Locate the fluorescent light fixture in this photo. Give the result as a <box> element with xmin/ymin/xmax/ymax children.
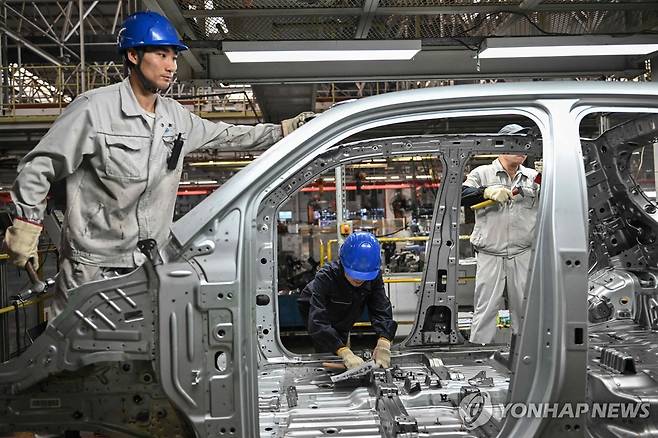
<box><xmin>189</xmin><ymin>159</ymin><xmax>254</xmax><ymax>167</ymax></box>
<box><xmin>479</xmin><ymin>36</ymin><xmax>658</xmax><ymax>59</ymax></box>
<box><xmin>349</xmin><ymin>163</ymin><xmax>388</xmax><ymax>169</ymax></box>
<box><xmin>223</xmin><ymin>40</ymin><xmax>421</xmax><ymax>63</ymax></box>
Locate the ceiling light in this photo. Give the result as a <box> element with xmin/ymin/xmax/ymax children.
<box><xmin>349</xmin><ymin>163</ymin><xmax>388</xmax><ymax>169</ymax></box>
<box><xmin>479</xmin><ymin>36</ymin><xmax>658</xmax><ymax>59</ymax></box>
<box><xmin>223</xmin><ymin>40</ymin><xmax>421</xmax><ymax>63</ymax></box>
<box><xmin>189</xmin><ymin>160</ymin><xmax>253</xmax><ymax>167</ymax></box>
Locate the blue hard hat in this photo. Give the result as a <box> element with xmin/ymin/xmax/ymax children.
<box><xmin>339</xmin><ymin>232</ymin><xmax>381</xmax><ymax>281</ymax></box>
<box><xmin>118</xmin><ymin>11</ymin><xmax>188</xmax><ymax>53</ymax></box>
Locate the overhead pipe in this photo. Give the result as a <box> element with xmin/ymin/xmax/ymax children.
<box><xmin>78</xmin><ymin>0</ymin><xmax>85</xmax><ymax>92</ymax></box>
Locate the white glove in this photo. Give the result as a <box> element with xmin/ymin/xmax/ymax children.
<box><xmin>281</xmin><ymin>111</ymin><xmax>315</xmax><ymax>136</ymax></box>
<box><xmin>2</xmin><ymin>218</ymin><xmax>42</xmax><ymax>270</ymax></box>
<box><xmin>336</xmin><ymin>347</ymin><xmax>364</xmax><ymax>369</ymax></box>
<box><xmin>534</xmin><ymin>159</ymin><xmax>543</xmax><ymax>173</ymax></box>
<box><xmin>483</xmin><ymin>186</ymin><xmax>513</xmax><ymax>204</ymax></box>
<box><xmin>372</xmin><ymin>337</ymin><xmax>391</xmax><ymax>368</ymax></box>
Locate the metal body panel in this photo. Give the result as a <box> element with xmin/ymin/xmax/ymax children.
<box><xmin>2</xmin><ymin>82</ymin><xmax>658</xmax><ymax>436</ymax></box>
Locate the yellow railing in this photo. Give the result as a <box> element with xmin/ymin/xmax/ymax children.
<box><xmin>0</xmin><ymin>64</ymin><xmax>122</xmax><ymax>118</ymax></box>
<box><xmin>0</xmin><ymin>293</ymin><xmax>53</xmax><ymax>316</ymax></box>
<box><xmin>0</xmin><ymin>64</ymin><xmax>261</xmax><ymax>121</ymax></box>
<box><xmin>320</xmin><ymin>235</ymin><xmax>471</xmax><ymax>265</ymax></box>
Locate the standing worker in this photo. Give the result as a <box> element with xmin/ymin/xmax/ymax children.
<box><xmin>461</xmin><ymin>124</ymin><xmax>540</xmax><ymax>344</ymax></box>
<box><xmin>297</xmin><ymin>232</ymin><xmax>398</xmax><ymax>369</ymax></box>
<box><xmin>1</xmin><ymin>11</ymin><xmax>311</xmax><ymax>314</ymax></box>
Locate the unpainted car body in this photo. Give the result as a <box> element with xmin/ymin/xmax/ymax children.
<box><xmin>1</xmin><ymin>82</ymin><xmax>658</xmax><ymax>437</ymax></box>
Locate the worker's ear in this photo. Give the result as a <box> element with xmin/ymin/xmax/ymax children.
<box><xmin>126</xmin><ymin>48</ymin><xmax>139</xmax><ymax>66</ymax></box>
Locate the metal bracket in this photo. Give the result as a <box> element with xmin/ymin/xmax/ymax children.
<box><xmin>137</xmin><ymin>239</ymin><xmax>163</xmax><ymax>266</ymax></box>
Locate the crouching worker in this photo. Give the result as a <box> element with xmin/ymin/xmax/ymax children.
<box><xmin>297</xmin><ymin>232</ymin><xmax>397</xmax><ymax>369</ymax></box>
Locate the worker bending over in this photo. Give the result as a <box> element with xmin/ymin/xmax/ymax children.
<box><xmin>298</xmin><ymin>232</ymin><xmax>397</xmax><ymax>369</ymax></box>
<box><xmin>461</xmin><ymin>124</ymin><xmax>540</xmax><ymax>344</ymax></box>
<box><xmin>2</xmin><ymin>11</ymin><xmax>310</xmax><ymax>314</ymax></box>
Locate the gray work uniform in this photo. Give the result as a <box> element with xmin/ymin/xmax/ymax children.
<box><xmin>463</xmin><ymin>158</ymin><xmax>539</xmax><ymax>344</ymax></box>
<box><xmin>11</xmin><ymin>78</ymin><xmax>283</xmax><ymax>311</ymax></box>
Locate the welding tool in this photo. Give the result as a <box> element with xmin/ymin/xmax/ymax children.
<box><xmin>329</xmin><ymin>360</ymin><xmax>376</xmax><ymax>383</ymax></box>
<box><xmin>12</xmin><ymin>260</ymin><xmax>54</xmax><ymax>302</ymax></box>
<box><xmin>25</xmin><ymin>261</ymin><xmax>45</xmax><ymax>294</ymax></box>
<box><xmin>471</xmin><ymin>180</ymin><xmax>524</xmax><ymax>211</ymax></box>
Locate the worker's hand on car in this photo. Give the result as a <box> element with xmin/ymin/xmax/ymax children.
<box><xmin>2</xmin><ymin>218</ymin><xmax>42</xmax><ymax>270</ymax></box>
<box><xmin>373</xmin><ymin>337</ymin><xmax>391</xmax><ymax>368</ymax></box>
<box><xmin>336</xmin><ymin>346</ymin><xmax>364</xmax><ymax>369</ymax></box>
<box><xmin>281</xmin><ymin>111</ymin><xmax>315</xmax><ymax>136</ymax></box>
<box><xmin>483</xmin><ymin>186</ymin><xmax>513</xmax><ymax>204</ymax></box>
<box><xmin>534</xmin><ymin>159</ymin><xmax>543</xmax><ymax>174</ymax></box>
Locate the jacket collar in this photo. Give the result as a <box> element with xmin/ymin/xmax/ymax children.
<box><xmin>492</xmin><ymin>158</ymin><xmax>533</xmax><ymax>180</ymax></box>
<box><xmin>120</xmin><ymin>76</ymin><xmax>162</xmax><ymax>118</ymax></box>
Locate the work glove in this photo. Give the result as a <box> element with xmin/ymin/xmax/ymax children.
<box><xmin>483</xmin><ymin>186</ymin><xmax>513</xmax><ymax>204</ymax></box>
<box><xmin>336</xmin><ymin>346</ymin><xmax>364</xmax><ymax>369</ymax></box>
<box><xmin>2</xmin><ymin>218</ymin><xmax>42</xmax><ymax>270</ymax></box>
<box><xmin>281</xmin><ymin>111</ymin><xmax>315</xmax><ymax>136</ymax></box>
<box><xmin>372</xmin><ymin>337</ymin><xmax>391</xmax><ymax>368</ymax></box>
<box><xmin>534</xmin><ymin>159</ymin><xmax>543</xmax><ymax>174</ymax></box>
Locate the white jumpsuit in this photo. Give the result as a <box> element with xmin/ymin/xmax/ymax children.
<box><xmin>463</xmin><ymin>158</ymin><xmax>539</xmax><ymax>344</ymax></box>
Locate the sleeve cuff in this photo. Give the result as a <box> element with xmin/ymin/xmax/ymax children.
<box><xmin>16</xmin><ymin>217</ymin><xmax>43</xmax><ymax>227</ymax></box>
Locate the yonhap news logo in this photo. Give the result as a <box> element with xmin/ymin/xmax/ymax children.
<box><xmin>458</xmin><ymin>392</ymin><xmax>650</xmax><ymax>430</ymax></box>
<box><xmin>459</xmin><ymin>391</ymin><xmax>495</xmax><ymax>430</ymax></box>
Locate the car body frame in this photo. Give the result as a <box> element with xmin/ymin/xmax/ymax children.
<box><xmin>2</xmin><ymin>81</ymin><xmax>658</xmax><ymax>437</ymax></box>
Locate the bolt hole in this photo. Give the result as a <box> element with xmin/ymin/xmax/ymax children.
<box><xmin>263</xmin><ymin>328</ymin><xmax>270</xmax><ymax>335</ymax></box>
<box><xmin>218</xmin><ymin>293</ymin><xmax>224</xmax><ymax>299</ymax></box>
<box><xmin>260</xmin><ymin>258</ymin><xmax>268</xmax><ymax>264</ymax></box>
<box><xmin>218</xmin><ymin>329</ymin><xmax>226</xmax><ymax>337</ymax></box>
<box><xmin>566</xmin><ymin>260</ymin><xmax>572</xmax><ymax>266</ymax></box>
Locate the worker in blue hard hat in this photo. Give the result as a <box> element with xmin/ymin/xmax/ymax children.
<box><xmin>297</xmin><ymin>232</ymin><xmax>398</xmax><ymax>369</ymax></box>
<box><xmin>2</xmin><ymin>10</ymin><xmax>313</xmax><ymax>316</ymax></box>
